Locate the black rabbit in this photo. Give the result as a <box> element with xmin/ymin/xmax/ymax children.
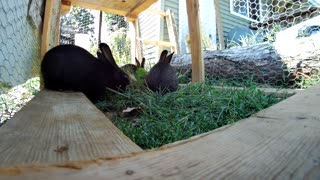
<box><xmin>121</xmin><ymin>57</ymin><xmax>146</xmax><ymax>82</ymax></box>
<box><xmin>145</xmin><ymin>50</ymin><xmax>178</xmax><ymax>93</ymax></box>
<box><xmin>41</xmin><ymin>43</ymin><xmax>130</xmax><ymax>102</ymax></box>
<box><xmin>121</xmin><ymin>57</ymin><xmax>145</xmax><ymax>73</ymax></box>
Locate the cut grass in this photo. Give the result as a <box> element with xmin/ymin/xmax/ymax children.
<box><xmin>96</xmin><ymin>83</ymin><xmax>287</xmax><ymax>150</ymax></box>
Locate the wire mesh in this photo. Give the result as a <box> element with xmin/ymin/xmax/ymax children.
<box><xmin>59</xmin><ymin>6</ymin><xmax>131</xmax><ymax>65</ymax></box>
<box><xmin>0</xmin><ymin>1</ymin><xmax>42</xmax><ymax>125</ymax></box>
<box><xmin>206</xmin><ymin>0</ymin><xmax>320</xmax><ymax>88</ymax></box>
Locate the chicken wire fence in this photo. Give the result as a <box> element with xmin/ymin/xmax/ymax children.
<box><xmin>194</xmin><ymin>0</ymin><xmax>320</xmax><ymax>89</ymax></box>
<box><xmin>59</xmin><ymin>6</ymin><xmax>132</xmax><ymax>66</ymax></box>
<box><xmin>229</xmin><ymin>0</ymin><xmax>320</xmax><ymax>45</ymax></box>
<box><xmin>0</xmin><ymin>1</ymin><xmax>41</xmax><ymax>125</ymax></box>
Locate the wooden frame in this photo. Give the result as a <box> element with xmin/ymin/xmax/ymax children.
<box><xmin>1</xmin><ymin>1</ymin><xmax>320</xmax><ymax>178</ymax></box>
<box><xmin>186</xmin><ymin>0</ymin><xmax>205</xmax><ymax>82</ymax></box>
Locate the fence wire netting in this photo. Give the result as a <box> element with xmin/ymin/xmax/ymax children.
<box><xmin>194</xmin><ymin>0</ymin><xmax>320</xmax><ymax>89</ymax></box>
<box><xmin>59</xmin><ymin>6</ymin><xmax>131</xmax><ymax>66</ymax></box>
<box><xmin>0</xmin><ymin>1</ymin><xmax>41</xmax><ymax>125</ymax></box>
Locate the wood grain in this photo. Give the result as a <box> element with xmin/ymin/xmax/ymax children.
<box><xmin>0</xmin><ymin>90</ymin><xmax>142</xmax><ymax>167</ymax></box>
<box><xmin>186</xmin><ymin>0</ymin><xmax>205</xmax><ymax>83</ymax></box>
<box><xmin>0</xmin><ymin>84</ymin><xmax>319</xmax><ymax>179</ymax></box>
<box><xmin>66</xmin><ymin>0</ymin><xmax>157</xmax><ymax>21</ymax></box>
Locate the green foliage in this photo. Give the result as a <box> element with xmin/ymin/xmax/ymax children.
<box><xmin>103</xmin><ymin>13</ymin><xmax>131</xmax><ymax>65</ymax></box>
<box><xmin>104</xmin><ymin>14</ymin><xmax>128</xmax><ymax>32</ymax></box>
<box><xmin>96</xmin><ymin>83</ymin><xmax>285</xmax><ymax>149</ymax></box>
<box><xmin>60</xmin><ymin>7</ymin><xmax>95</xmax><ymax>35</ymax></box>
<box><xmin>0</xmin><ymin>82</ymin><xmax>12</xmax><ymax>89</ymax></box>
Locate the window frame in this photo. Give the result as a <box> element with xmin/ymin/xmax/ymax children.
<box><xmin>230</xmin><ymin>0</ymin><xmax>262</xmax><ymax>22</ymax></box>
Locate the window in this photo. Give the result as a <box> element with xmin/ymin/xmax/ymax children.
<box><xmin>230</xmin><ymin>0</ymin><xmax>261</xmax><ymax>22</ymax></box>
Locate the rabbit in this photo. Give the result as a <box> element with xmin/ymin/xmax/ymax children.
<box><xmin>121</xmin><ymin>57</ymin><xmax>146</xmax><ymax>82</ymax></box>
<box><xmin>41</xmin><ymin>43</ymin><xmax>130</xmax><ymax>102</ymax></box>
<box><xmin>121</xmin><ymin>57</ymin><xmax>145</xmax><ymax>73</ymax></box>
<box><xmin>145</xmin><ymin>50</ymin><xmax>178</xmax><ymax>93</ymax></box>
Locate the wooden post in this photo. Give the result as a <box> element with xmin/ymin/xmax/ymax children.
<box><xmin>41</xmin><ymin>0</ymin><xmax>61</xmax><ymax>89</ymax></box>
<box><xmin>41</xmin><ymin>0</ymin><xmax>54</xmax><ymax>59</ymax></box>
<box><xmin>214</xmin><ymin>0</ymin><xmax>225</xmax><ymax>50</ymax></box>
<box><xmin>129</xmin><ymin>19</ymin><xmax>142</xmax><ymax>64</ymax></box>
<box><xmin>186</xmin><ymin>0</ymin><xmax>205</xmax><ymax>82</ymax></box>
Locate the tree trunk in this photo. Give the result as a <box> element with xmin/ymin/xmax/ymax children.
<box><xmin>172</xmin><ymin>36</ymin><xmax>320</xmax><ymax>87</ymax></box>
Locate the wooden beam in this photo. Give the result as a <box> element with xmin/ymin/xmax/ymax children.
<box><xmin>68</xmin><ymin>0</ymin><xmax>129</xmax><ymax>16</ymax></box>
<box><xmin>126</xmin><ymin>0</ymin><xmax>158</xmax><ymax>20</ymax></box>
<box><xmin>214</xmin><ymin>0</ymin><xmax>225</xmax><ymax>50</ymax></box>
<box><xmin>140</xmin><ymin>39</ymin><xmax>174</xmax><ymax>48</ymax></box>
<box><xmin>61</xmin><ymin>0</ymin><xmax>71</xmax><ymax>16</ymax></box>
<box><xmin>41</xmin><ymin>0</ymin><xmax>54</xmax><ymax>59</ymax></box>
<box><xmin>0</xmin><ymin>90</ymin><xmax>142</xmax><ymax>166</ymax></box>
<box><xmin>41</xmin><ymin>0</ymin><xmax>62</xmax><ymax>88</ymax></box>
<box><xmin>186</xmin><ymin>0</ymin><xmax>205</xmax><ymax>82</ymax></box>
<box><xmin>129</xmin><ymin>20</ymin><xmax>142</xmax><ymax>64</ymax></box>
<box><xmin>145</xmin><ymin>8</ymin><xmax>166</xmax><ymax>16</ymax></box>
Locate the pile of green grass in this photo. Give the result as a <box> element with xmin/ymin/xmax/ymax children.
<box><xmin>96</xmin><ymin>83</ymin><xmax>286</xmax><ymax>150</ymax></box>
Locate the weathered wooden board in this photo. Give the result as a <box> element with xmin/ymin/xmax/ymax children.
<box><xmin>0</xmin><ymin>82</ymin><xmax>319</xmax><ymax>179</ymax></box>
<box><xmin>0</xmin><ymin>90</ymin><xmax>142</xmax><ymax>167</ymax></box>
<box><xmin>186</xmin><ymin>0</ymin><xmax>205</xmax><ymax>82</ymax></box>
<box><xmin>66</xmin><ymin>0</ymin><xmax>157</xmax><ymax>21</ymax></box>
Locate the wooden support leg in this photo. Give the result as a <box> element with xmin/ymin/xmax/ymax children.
<box><xmin>186</xmin><ymin>0</ymin><xmax>205</xmax><ymax>82</ymax></box>
<box><xmin>129</xmin><ymin>19</ymin><xmax>142</xmax><ymax>64</ymax></box>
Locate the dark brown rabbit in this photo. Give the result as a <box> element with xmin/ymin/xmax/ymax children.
<box><xmin>121</xmin><ymin>57</ymin><xmax>145</xmax><ymax>73</ymax></box>
<box><xmin>145</xmin><ymin>50</ymin><xmax>178</xmax><ymax>93</ymax></box>
<box><xmin>121</xmin><ymin>57</ymin><xmax>145</xmax><ymax>82</ymax></box>
<box><xmin>41</xmin><ymin>43</ymin><xmax>130</xmax><ymax>102</ymax></box>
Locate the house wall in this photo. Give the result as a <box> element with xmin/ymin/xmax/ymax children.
<box><xmin>218</xmin><ymin>0</ymin><xmax>250</xmax><ymax>45</ymax></box>
<box><xmin>0</xmin><ymin>0</ymin><xmax>44</xmax><ymax>93</ymax></box>
<box><xmin>179</xmin><ymin>0</ymin><xmax>217</xmax><ymax>54</ymax></box>
<box><xmin>138</xmin><ymin>1</ymin><xmax>161</xmax><ymax>68</ymax></box>
<box><xmin>137</xmin><ymin>0</ymin><xmax>179</xmax><ymax>67</ymax></box>
<box><xmin>161</xmin><ymin>0</ymin><xmax>179</xmax><ymax>51</ymax></box>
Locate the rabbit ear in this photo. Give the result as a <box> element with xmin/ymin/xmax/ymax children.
<box><xmin>165</xmin><ymin>52</ymin><xmax>174</xmax><ymax>64</ymax></box>
<box><xmin>159</xmin><ymin>50</ymin><xmax>168</xmax><ymax>63</ymax></box>
<box><xmin>135</xmin><ymin>57</ymin><xmax>141</xmax><ymax>67</ymax></box>
<box><xmin>97</xmin><ymin>50</ymin><xmax>104</xmax><ymax>60</ymax></box>
<box><xmin>141</xmin><ymin>57</ymin><xmax>145</xmax><ymax>68</ymax></box>
<box><xmin>99</xmin><ymin>43</ymin><xmax>117</xmax><ymax>66</ymax></box>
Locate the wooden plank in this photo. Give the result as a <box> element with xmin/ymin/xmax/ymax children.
<box><xmin>126</xmin><ymin>0</ymin><xmax>158</xmax><ymax>21</ymax></box>
<box><xmin>41</xmin><ymin>0</ymin><xmax>55</xmax><ymax>59</ymax></box>
<box><xmin>128</xmin><ymin>17</ymin><xmax>142</xmax><ymax>62</ymax></box>
<box><xmin>140</xmin><ymin>39</ymin><xmax>174</xmax><ymax>47</ymax></box>
<box><xmin>0</xmin><ymin>90</ymin><xmax>142</xmax><ymax>167</ymax></box>
<box><xmin>1</xmin><ymin>84</ymin><xmax>320</xmax><ymax>179</ymax></box>
<box><xmin>68</xmin><ymin>0</ymin><xmax>129</xmax><ymax>17</ymax></box>
<box><xmin>186</xmin><ymin>0</ymin><xmax>205</xmax><ymax>82</ymax></box>
<box><xmin>214</xmin><ymin>0</ymin><xmax>225</xmax><ymax>50</ymax></box>
<box><xmin>165</xmin><ymin>9</ymin><xmax>179</xmax><ymax>53</ymax></box>
<box><xmin>145</xmin><ymin>8</ymin><xmax>166</xmax><ymax>16</ymax></box>
<box><xmin>61</xmin><ymin>0</ymin><xmax>71</xmax><ymax>16</ymax></box>
<box><xmin>66</xmin><ymin>0</ymin><xmax>157</xmax><ymax>21</ymax></box>
<box><xmin>40</xmin><ymin>0</ymin><xmax>61</xmax><ymax>89</ymax></box>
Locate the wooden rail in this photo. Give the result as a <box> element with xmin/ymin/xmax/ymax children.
<box><xmin>0</xmin><ymin>90</ymin><xmax>142</xmax><ymax>167</ymax></box>
<box><xmin>0</xmin><ymin>83</ymin><xmax>319</xmax><ymax>179</ymax></box>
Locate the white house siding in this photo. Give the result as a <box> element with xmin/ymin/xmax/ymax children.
<box><xmin>218</xmin><ymin>0</ymin><xmax>250</xmax><ymax>43</ymax></box>
<box><xmin>138</xmin><ymin>2</ymin><xmax>161</xmax><ymax>67</ymax></box>
<box><xmin>179</xmin><ymin>0</ymin><xmax>217</xmax><ymax>54</ymax></box>
<box><xmin>161</xmin><ymin>0</ymin><xmax>179</xmax><ymax>52</ymax></box>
